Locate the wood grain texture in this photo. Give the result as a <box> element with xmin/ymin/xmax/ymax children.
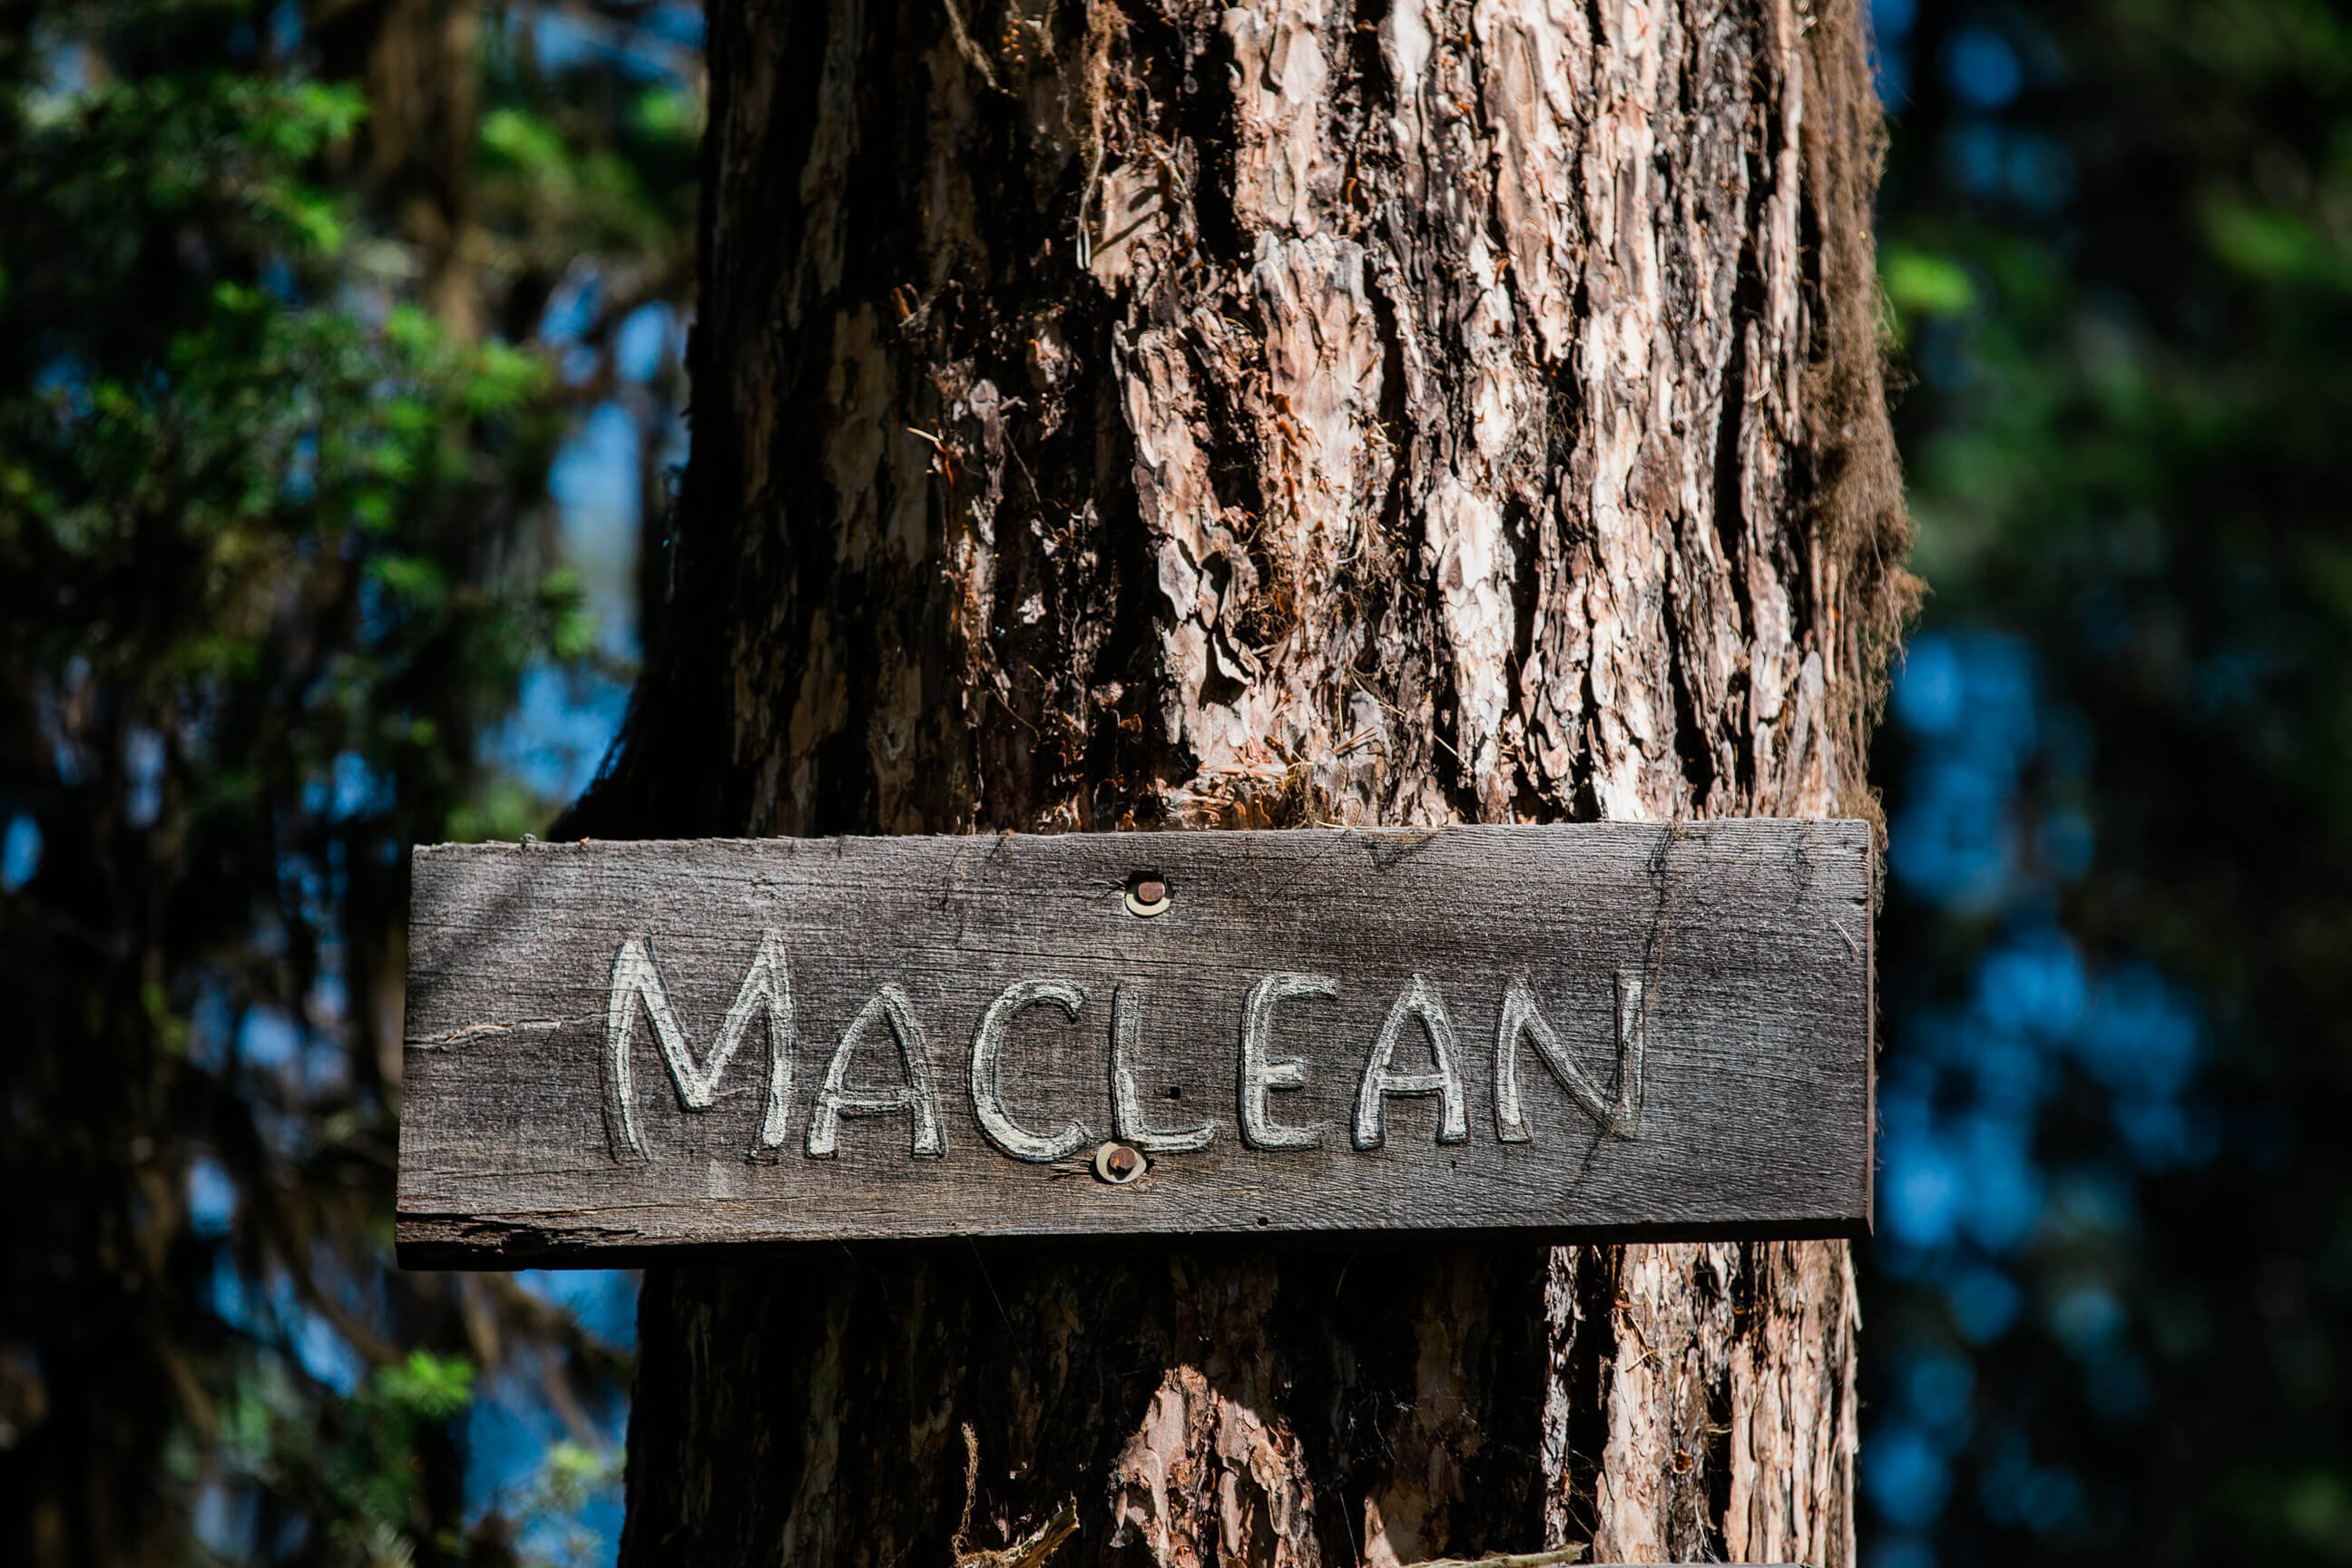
<box><xmin>397</xmin><ymin>820</ymin><xmax>1871</xmax><ymax>1264</ymax></box>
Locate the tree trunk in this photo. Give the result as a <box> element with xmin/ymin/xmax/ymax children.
<box><xmin>577</xmin><ymin>0</ymin><xmax>1908</xmax><ymax>1560</ymax></box>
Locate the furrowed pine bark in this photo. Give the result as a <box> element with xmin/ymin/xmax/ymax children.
<box><xmin>571</xmin><ymin>0</ymin><xmax>1911</xmax><ymax>1560</ymax></box>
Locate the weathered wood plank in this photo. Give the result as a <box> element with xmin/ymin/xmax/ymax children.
<box><xmin>395</xmin><ymin>821</ymin><xmax>1874</xmax><ymax>1264</ymax></box>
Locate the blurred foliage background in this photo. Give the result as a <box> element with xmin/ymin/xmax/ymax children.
<box><xmin>5</xmin><ymin>0</ymin><xmax>2351</xmax><ymax>1563</ymax></box>
<box><xmin>0</xmin><ymin>0</ymin><xmax>693</xmax><ymax>1561</ymax></box>
<box><xmin>1866</xmin><ymin>0</ymin><xmax>2352</xmax><ymax>1561</ymax></box>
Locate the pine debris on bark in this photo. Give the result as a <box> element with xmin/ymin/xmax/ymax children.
<box><xmin>1408</xmin><ymin>1547</ymin><xmax>1588</xmax><ymax>1568</ymax></box>
<box><xmin>956</xmin><ymin>1423</ymin><xmax>1082</xmax><ymax>1568</ymax></box>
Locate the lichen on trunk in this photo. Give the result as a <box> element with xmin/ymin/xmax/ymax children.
<box><xmin>580</xmin><ymin>0</ymin><xmax>1909</xmax><ymax>1559</ymax></box>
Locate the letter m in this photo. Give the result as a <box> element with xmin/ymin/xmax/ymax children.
<box><xmin>605</xmin><ymin>930</ymin><xmax>793</xmax><ymax>1161</ymax></box>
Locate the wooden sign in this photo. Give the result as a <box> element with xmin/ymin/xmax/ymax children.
<box><xmin>395</xmin><ymin>821</ymin><xmax>1873</xmax><ymax>1265</ymax></box>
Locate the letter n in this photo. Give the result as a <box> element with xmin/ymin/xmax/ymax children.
<box><xmin>1493</xmin><ymin>971</ymin><xmax>1644</xmax><ymax>1143</ymax></box>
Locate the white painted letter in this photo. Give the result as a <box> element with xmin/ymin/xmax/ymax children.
<box><xmin>970</xmin><ymin>979</ymin><xmax>1093</xmax><ymax>1162</ymax></box>
<box><xmin>1111</xmin><ymin>984</ymin><xmax>1215</xmax><ymax>1152</ymax></box>
<box><xmin>1353</xmin><ymin>974</ymin><xmax>1467</xmax><ymax>1150</ymax></box>
<box><xmin>807</xmin><ymin>985</ymin><xmax>946</xmax><ymax>1157</ymax></box>
<box><xmin>605</xmin><ymin>930</ymin><xmax>793</xmax><ymax>1161</ymax></box>
<box><xmin>1493</xmin><ymin>969</ymin><xmax>1646</xmax><ymax>1142</ymax></box>
<box><xmin>1239</xmin><ymin>973</ymin><xmax>1333</xmax><ymax>1150</ymax></box>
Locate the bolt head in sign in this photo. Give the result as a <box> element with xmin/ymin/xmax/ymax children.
<box><xmin>1095</xmin><ymin>1142</ymin><xmax>1145</xmax><ymax>1183</ymax></box>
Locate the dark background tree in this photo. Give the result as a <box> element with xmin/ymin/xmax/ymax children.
<box><xmin>0</xmin><ymin>3</ymin><xmax>693</xmax><ymax>1563</ymax></box>
<box><xmin>1863</xmin><ymin>0</ymin><xmax>2352</xmax><ymax>1562</ymax></box>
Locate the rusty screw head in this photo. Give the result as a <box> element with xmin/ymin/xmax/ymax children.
<box><xmin>1094</xmin><ymin>1141</ymin><xmax>1147</xmax><ymax>1183</ymax></box>
<box><xmin>1124</xmin><ymin>875</ymin><xmax>1171</xmax><ymax>918</ymax></box>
